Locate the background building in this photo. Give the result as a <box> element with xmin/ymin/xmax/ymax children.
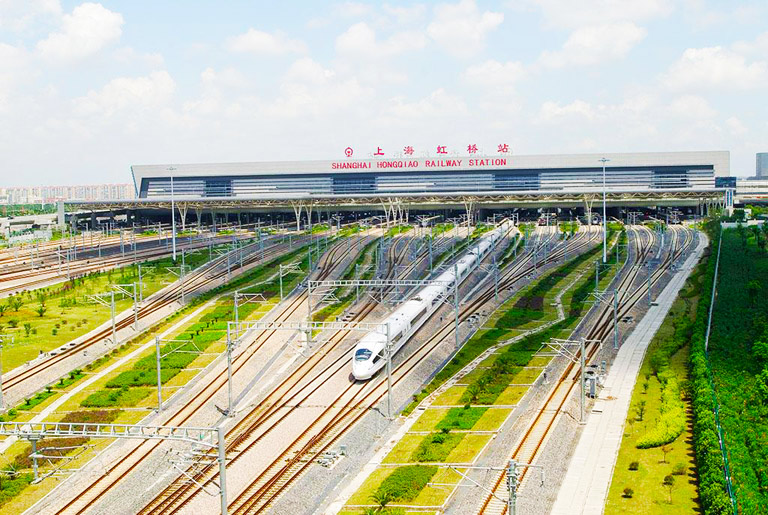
<box><xmin>0</xmin><ymin>184</ymin><xmax>134</xmax><ymax>204</ymax></box>
<box><xmin>757</xmin><ymin>153</ymin><xmax>768</xmax><ymax>179</ymax></box>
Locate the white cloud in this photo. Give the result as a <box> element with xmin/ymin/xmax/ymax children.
<box><xmin>538</xmin><ymin>99</ymin><xmax>597</xmax><ymax>122</ymax></box>
<box><xmin>0</xmin><ymin>0</ymin><xmax>62</xmax><ymax>30</ymax></box>
<box><xmin>464</xmin><ymin>60</ymin><xmax>525</xmax><ymax>87</ymax></box>
<box><xmin>427</xmin><ymin>0</ymin><xmax>504</xmax><ymax>58</ymax></box>
<box><xmin>518</xmin><ymin>0</ymin><xmax>672</xmax><ymax>29</ymax></box>
<box><xmin>0</xmin><ymin>43</ymin><xmax>28</xmax><ymax>109</ymax></box>
<box><xmin>725</xmin><ymin>116</ymin><xmax>748</xmax><ymax>136</ymax></box>
<box><xmin>385</xmin><ymin>88</ymin><xmax>468</xmax><ymax>119</ymax></box>
<box><xmin>36</xmin><ymin>2</ymin><xmax>123</xmax><ymax>61</ymax></box>
<box><xmin>73</xmin><ymin>71</ymin><xmax>175</xmax><ymax>117</ymax></box>
<box><xmin>263</xmin><ymin>58</ymin><xmax>373</xmax><ymax>118</ymax></box>
<box><xmin>227</xmin><ymin>28</ymin><xmax>306</xmax><ymax>55</ymax></box>
<box><xmin>732</xmin><ymin>31</ymin><xmax>768</xmax><ymax>56</ymax></box>
<box><xmin>335</xmin><ymin>22</ymin><xmax>426</xmax><ymax>59</ymax></box>
<box><xmin>663</xmin><ymin>46</ymin><xmax>768</xmax><ymax>91</ymax></box>
<box><xmin>112</xmin><ymin>47</ymin><xmax>165</xmax><ymax>69</ymax></box>
<box><xmin>284</xmin><ymin>58</ymin><xmax>336</xmax><ymax>85</ymax></box>
<box><xmin>383</xmin><ymin>4</ymin><xmax>427</xmax><ymax>24</ymax></box>
<box><xmin>540</xmin><ymin>22</ymin><xmax>646</xmax><ymax>67</ymax></box>
<box><xmin>666</xmin><ymin>94</ymin><xmax>716</xmax><ymax>119</ymax></box>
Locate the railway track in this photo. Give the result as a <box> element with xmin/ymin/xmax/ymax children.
<box><xmin>46</xmin><ymin>231</ymin><xmax>375</xmax><ymax>515</ymax></box>
<box><xmin>476</xmin><ymin>225</ymin><xmax>696</xmax><ymax>515</ymax></box>
<box><xmin>0</xmin><ymin>231</ymin><xmax>267</xmax><ymax>297</ymax></box>
<box><xmin>138</xmin><ymin>225</ymin><xmax>601</xmax><ymax>514</ymax></box>
<box><xmin>1</xmin><ymin>235</ymin><xmax>311</xmax><ymax>399</ymax></box>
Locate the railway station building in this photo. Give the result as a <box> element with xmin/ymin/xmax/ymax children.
<box><xmin>66</xmin><ymin>150</ymin><xmax>732</xmax><ymax>227</ymax></box>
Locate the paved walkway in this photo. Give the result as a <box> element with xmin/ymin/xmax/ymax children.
<box><xmin>551</xmin><ymin>232</ymin><xmax>708</xmax><ymax>515</ymax></box>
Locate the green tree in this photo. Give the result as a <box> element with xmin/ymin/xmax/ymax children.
<box><xmin>370</xmin><ymin>489</ymin><xmax>394</xmax><ymax>513</ymax></box>
<box><xmin>661</xmin><ymin>444</ymin><xmax>674</xmax><ymax>464</ymax></box>
<box><xmin>9</xmin><ymin>297</ymin><xmax>22</xmax><ymax>312</ymax></box>
<box><xmin>635</xmin><ymin>400</ymin><xmax>647</xmax><ymax>421</ymax></box>
<box><xmin>747</xmin><ymin>280</ymin><xmax>762</xmax><ymax>306</ymax></box>
<box><xmin>23</xmin><ymin>323</ymin><xmax>32</xmax><ymax>337</ymax></box>
<box><xmin>757</xmin><ymin>368</ymin><xmax>768</xmax><ymax>403</ymax></box>
<box><xmin>753</xmin><ymin>340</ymin><xmax>768</xmax><ymax>365</ymax></box>
<box><xmin>35</xmin><ymin>303</ymin><xmax>47</xmax><ymax>317</ymax></box>
<box><xmin>663</xmin><ymin>475</ymin><xmax>675</xmax><ymax>503</ymax></box>
<box><xmin>0</xmin><ymin>304</ymin><xmax>7</xmax><ymax>318</ymax></box>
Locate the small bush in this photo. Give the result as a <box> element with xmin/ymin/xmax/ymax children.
<box><xmin>375</xmin><ymin>465</ymin><xmax>437</xmax><ymax>502</ymax></box>
<box><xmin>622</xmin><ymin>487</ymin><xmax>634</xmax><ymax>498</ymax></box>
<box><xmin>628</xmin><ymin>461</ymin><xmax>639</xmax><ymax>471</ymax></box>
<box><xmin>672</xmin><ymin>462</ymin><xmax>687</xmax><ymax>476</ymax></box>
<box><xmin>412</xmin><ymin>432</ymin><xmax>464</xmax><ymax>462</ymax></box>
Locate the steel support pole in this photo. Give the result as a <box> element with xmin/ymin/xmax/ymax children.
<box><xmin>507</xmin><ymin>459</ymin><xmax>517</xmax><ymax>515</ymax></box>
<box><xmin>647</xmin><ymin>268</ymin><xmax>652</xmax><ymax>307</ymax></box>
<box><xmin>428</xmin><ymin>236</ymin><xmax>433</xmax><ymax>273</ymax></box>
<box><xmin>454</xmin><ymin>263</ymin><xmax>460</xmax><ymax>350</ymax></box>
<box><xmin>170</xmin><ymin>167</ymin><xmax>177</xmax><ymax>262</ymax></box>
<box><xmin>595</xmin><ymin>260</ymin><xmax>599</xmax><ymax>291</ymax></box>
<box><xmin>133</xmin><ymin>282</ymin><xmax>138</xmax><ymax>331</ymax></box>
<box><xmin>181</xmin><ymin>250</ymin><xmax>186</xmax><ymax>305</ymax></box>
<box><xmin>613</xmin><ymin>290</ymin><xmax>619</xmax><ymax>350</ymax></box>
<box><xmin>138</xmin><ymin>264</ymin><xmax>143</xmax><ymax>302</ymax></box>
<box><xmin>110</xmin><ymin>291</ymin><xmax>116</xmax><ymax>345</ymax></box>
<box><xmin>386</xmin><ymin>323</ymin><xmax>392</xmax><ymax>420</ymax></box>
<box><xmin>307</xmin><ymin>280</ymin><xmax>312</xmax><ymax>322</ymax></box>
<box><xmin>226</xmin><ymin>327</ymin><xmax>233</xmax><ymax>416</ymax></box>
<box><xmin>32</xmin><ymin>439</ymin><xmax>39</xmax><ymax>482</ymax></box>
<box><xmin>155</xmin><ymin>336</ymin><xmax>162</xmax><ymax>410</ymax></box>
<box><xmin>601</xmin><ymin>158</ymin><xmax>609</xmax><ymax>263</ymax></box>
<box><xmin>355</xmin><ymin>264</ymin><xmax>360</xmax><ymax>304</ymax></box>
<box><xmin>234</xmin><ymin>292</ymin><xmax>239</xmax><ymax>339</ymax></box>
<box><xmin>580</xmin><ymin>338</ymin><xmax>586</xmax><ymax>424</ymax></box>
<box><xmin>217</xmin><ymin>425</ymin><xmax>228</xmax><ymax>515</ymax></box>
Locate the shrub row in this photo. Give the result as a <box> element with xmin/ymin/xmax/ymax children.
<box><xmin>636</xmin><ymin>370</ymin><xmax>686</xmax><ymax>448</ymax></box>
<box><xmin>435</xmin><ymin>406</ymin><xmax>488</xmax><ymax>431</ymax></box>
<box><xmin>376</xmin><ymin>465</ymin><xmax>437</xmax><ymax>502</ymax></box>
<box><xmin>688</xmin><ymin>222</ymin><xmax>734</xmax><ymax>513</ymax></box>
<box><xmin>412</xmin><ymin>432</ymin><xmax>464</xmax><ymax>462</ymax></box>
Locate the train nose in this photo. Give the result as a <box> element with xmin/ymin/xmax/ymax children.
<box><xmin>352</xmin><ymin>360</ymin><xmax>372</xmax><ymax>380</ymax></box>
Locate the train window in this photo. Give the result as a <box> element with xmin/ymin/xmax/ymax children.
<box><xmin>354</xmin><ymin>349</ymin><xmax>372</xmax><ymax>361</ymax></box>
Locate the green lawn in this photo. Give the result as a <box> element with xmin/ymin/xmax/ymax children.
<box><xmin>0</xmin><ymin>247</ymin><xmax>225</xmax><ymax>373</ymax></box>
<box><xmin>605</xmin><ymin>275</ymin><xmax>701</xmax><ymax>514</ymax></box>
<box><xmin>605</xmin><ymin>347</ymin><xmax>699</xmax><ymax>513</ymax></box>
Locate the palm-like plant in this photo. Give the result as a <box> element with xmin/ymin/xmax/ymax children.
<box><xmin>370</xmin><ymin>489</ymin><xmax>394</xmax><ymax>513</ymax></box>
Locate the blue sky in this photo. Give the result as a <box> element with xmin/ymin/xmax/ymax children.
<box><xmin>1</xmin><ymin>0</ymin><xmax>766</xmax><ymax>186</ymax></box>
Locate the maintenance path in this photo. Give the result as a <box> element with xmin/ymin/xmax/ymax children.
<box><xmin>551</xmin><ymin>231</ymin><xmax>708</xmax><ymax>515</ymax></box>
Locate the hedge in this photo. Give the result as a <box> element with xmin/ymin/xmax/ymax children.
<box><xmin>376</xmin><ymin>465</ymin><xmax>437</xmax><ymax>502</ymax></box>
<box><xmin>435</xmin><ymin>407</ymin><xmax>488</xmax><ymax>431</ymax></box>
<box><xmin>687</xmin><ymin>222</ymin><xmax>733</xmax><ymax>513</ymax></box>
<box><xmin>412</xmin><ymin>432</ymin><xmax>464</xmax><ymax>462</ymax></box>
<box><xmin>636</xmin><ymin>370</ymin><xmax>685</xmax><ymax>448</ymax></box>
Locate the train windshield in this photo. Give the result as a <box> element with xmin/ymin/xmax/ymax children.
<box><xmin>354</xmin><ymin>349</ymin><xmax>373</xmax><ymax>361</ymax></box>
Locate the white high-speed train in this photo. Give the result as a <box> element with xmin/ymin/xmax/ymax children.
<box><xmin>352</xmin><ymin>221</ymin><xmax>511</xmax><ymax>380</ymax></box>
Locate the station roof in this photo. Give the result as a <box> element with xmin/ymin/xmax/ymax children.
<box><xmin>131</xmin><ymin>150</ymin><xmax>731</xmax><ymax>189</ymax></box>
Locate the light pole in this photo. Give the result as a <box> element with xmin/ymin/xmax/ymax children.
<box><xmin>168</xmin><ymin>166</ymin><xmax>177</xmax><ymax>262</ymax></box>
<box><xmin>599</xmin><ymin>157</ymin><xmax>610</xmax><ymax>263</ymax></box>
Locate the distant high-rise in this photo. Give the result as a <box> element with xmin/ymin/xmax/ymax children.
<box><xmin>758</xmin><ymin>153</ymin><xmax>768</xmax><ymax>179</ymax></box>
<box><xmin>0</xmin><ymin>184</ymin><xmax>134</xmax><ymax>204</ymax></box>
